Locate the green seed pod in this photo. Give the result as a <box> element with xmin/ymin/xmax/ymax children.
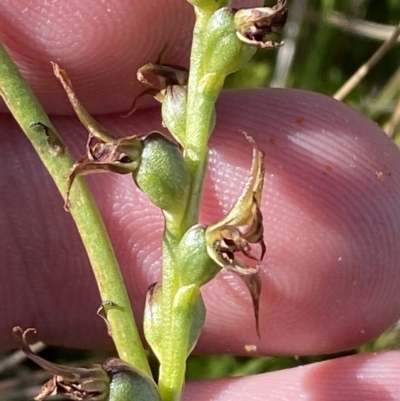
<box><xmin>176</xmin><ymin>224</ymin><xmax>222</xmax><ymax>288</ymax></box>
<box><xmin>64</xmin><ymin>131</ymin><xmax>190</xmax><ymax>215</ymax></box>
<box><xmin>105</xmin><ymin>358</ymin><xmax>162</xmax><ymax>401</ymax></box>
<box><xmin>133</xmin><ymin>132</ymin><xmax>190</xmax><ymax>217</ymax></box>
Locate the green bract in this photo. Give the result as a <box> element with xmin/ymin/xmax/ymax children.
<box><xmin>187</xmin><ymin>0</ymin><xmax>229</xmax><ymax>12</ymax></box>
<box><xmin>200</xmin><ymin>8</ymin><xmax>256</xmax><ymax>92</ymax></box>
<box><xmin>133</xmin><ymin>132</ymin><xmax>190</xmax><ymax>217</ymax></box>
<box><xmin>176</xmin><ymin>224</ymin><xmax>221</xmax><ymax>287</ymax></box>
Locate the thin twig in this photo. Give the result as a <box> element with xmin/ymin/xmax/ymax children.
<box><xmin>383</xmin><ymin>96</ymin><xmax>400</xmax><ymax>138</ymax></box>
<box><xmin>326</xmin><ymin>11</ymin><xmax>400</xmax><ymax>42</ymax></box>
<box><xmin>334</xmin><ymin>23</ymin><xmax>400</xmax><ymax>101</ymax></box>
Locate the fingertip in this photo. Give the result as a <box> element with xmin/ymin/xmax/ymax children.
<box><xmin>0</xmin><ymin>0</ymin><xmax>194</xmax><ymax>113</ymax></box>
<box><xmin>2</xmin><ymin>88</ymin><xmax>400</xmax><ymax>355</ymax></box>
<box><xmin>183</xmin><ymin>351</ymin><xmax>400</xmax><ymax>401</ymax></box>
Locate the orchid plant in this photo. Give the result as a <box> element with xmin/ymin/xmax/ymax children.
<box><xmin>0</xmin><ymin>1</ymin><xmax>288</xmax><ymax>400</ymax></box>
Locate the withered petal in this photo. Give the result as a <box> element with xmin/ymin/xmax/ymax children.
<box><xmin>208</xmin><ymin>133</ymin><xmax>265</xmax><ymax>230</ymax></box>
<box><xmin>234</xmin><ymin>0</ymin><xmax>288</xmax><ymax>48</ymax></box>
<box><xmin>137</xmin><ymin>63</ymin><xmax>189</xmax><ymax>88</ymax></box>
<box><xmin>123</xmin><ymin>63</ymin><xmax>189</xmax><ymax>118</ymax></box>
<box><xmin>206</xmin><ymin>134</ymin><xmax>265</xmax><ymax>270</ymax></box>
<box><xmin>65</xmin><ymin>134</ymin><xmax>144</xmax><ymax>210</ymax></box>
<box><xmin>14</xmin><ymin>327</ymin><xmax>110</xmax><ymax>401</ymax></box>
<box><xmin>121</xmin><ymin>88</ymin><xmax>160</xmax><ymax>118</ymax></box>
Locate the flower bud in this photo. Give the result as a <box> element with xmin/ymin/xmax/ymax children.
<box><xmin>65</xmin><ymin>130</ymin><xmax>190</xmax><ymax>217</ymax></box>
<box><xmin>143</xmin><ymin>282</ymin><xmax>163</xmax><ymax>361</ymax></box>
<box><xmin>173</xmin><ymin>284</ymin><xmax>206</xmax><ymax>355</ymax></box>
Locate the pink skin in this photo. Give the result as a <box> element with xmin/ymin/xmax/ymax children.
<box><xmin>1</xmin><ymin>0</ymin><xmax>400</xmax><ymax>399</ymax></box>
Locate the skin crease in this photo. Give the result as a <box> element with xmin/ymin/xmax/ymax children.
<box><xmin>1</xmin><ymin>0</ymin><xmax>400</xmax><ymax>400</ymax></box>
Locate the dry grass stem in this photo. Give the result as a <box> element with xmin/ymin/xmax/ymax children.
<box><xmin>383</xmin><ymin>97</ymin><xmax>400</xmax><ymax>138</ymax></box>
<box><xmin>0</xmin><ymin>343</ymin><xmax>46</xmax><ymax>374</ymax></box>
<box><xmin>334</xmin><ymin>22</ymin><xmax>400</xmax><ymax>101</ymax></box>
<box><xmin>326</xmin><ymin>11</ymin><xmax>400</xmax><ymax>42</ymax></box>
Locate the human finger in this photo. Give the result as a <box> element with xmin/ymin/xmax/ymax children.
<box><xmin>0</xmin><ymin>0</ymin><xmax>260</xmax><ymax>114</ymax></box>
<box><xmin>1</xmin><ymin>89</ymin><xmax>400</xmax><ymax>354</ymax></box>
<box><xmin>182</xmin><ymin>351</ymin><xmax>400</xmax><ymax>401</ymax></box>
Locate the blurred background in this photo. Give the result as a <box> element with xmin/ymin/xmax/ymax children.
<box><xmin>1</xmin><ymin>0</ymin><xmax>399</xmax><ymax>399</ymax></box>
<box><xmin>228</xmin><ymin>0</ymin><xmax>400</xmax><ymax>139</ymax></box>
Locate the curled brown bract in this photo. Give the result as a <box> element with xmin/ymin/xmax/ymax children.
<box><xmin>122</xmin><ymin>63</ymin><xmax>189</xmax><ymax>117</ymax></box>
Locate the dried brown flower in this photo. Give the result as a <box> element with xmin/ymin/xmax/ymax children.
<box><xmin>234</xmin><ymin>0</ymin><xmax>288</xmax><ymax>48</ymax></box>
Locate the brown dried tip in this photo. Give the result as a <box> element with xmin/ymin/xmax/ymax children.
<box><xmin>52</xmin><ymin>63</ymin><xmax>114</xmax><ymax>144</ymax></box>
<box><xmin>205</xmin><ymin>134</ymin><xmax>265</xmax><ymax>337</ymax></box>
<box><xmin>234</xmin><ymin>0</ymin><xmax>288</xmax><ymax>48</ymax></box>
<box><xmin>13</xmin><ymin>326</ymin><xmax>110</xmax><ymax>400</ymax></box>
<box><xmin>122</xmin><ymin>63</ymin><xmax>189</xmax><ymax>117</ymax></box>
<box><xmin>52</xmin><ymin>62</ymin><xmax>144</xmax><ymax>211</ymax></box>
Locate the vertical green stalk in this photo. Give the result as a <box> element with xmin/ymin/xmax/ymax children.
<box><xmin>0</xmin><ymin>43</ymin><xmax>151</xmax><ymax>377</ymax></box>
<box><xmin>158</xmin><ymin>3</ymin><xmax>247</xmax><ymax>400</ymax></box>
<box><xmin>181</xmin><ymin>8</ymin><xmax>216</xmax><ymax>230</ymax></box>
<box><xmin>158</xmin><ymin>8</ymin><xmax>215</xmax><ymax>401</ymax></box>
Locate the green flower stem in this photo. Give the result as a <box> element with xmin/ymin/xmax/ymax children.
<box><xmin>158</xmin><ymin>7</ymin><xmax>221</xmax><ymax>401</ymax></box>
<box><xmin>159</xmin><ymin>10</ymin><xmax>218</xmax><ymax>391</ymax></box>
<box><xmin>0</xmin><ymin>43</ymin><xmax>151</xmax><ymax>377</ymax></box>
<box><xmin>181</xmin><ymin>8</ymin><xmax>217</xmax><ymax>231</ymax></box>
